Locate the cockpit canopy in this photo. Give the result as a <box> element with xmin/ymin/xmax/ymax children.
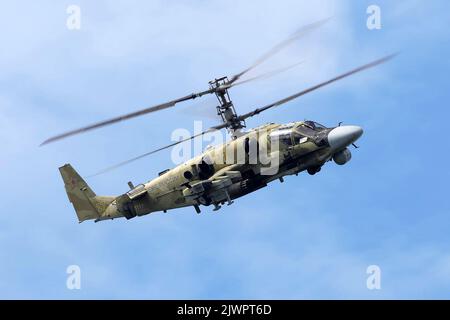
<box><xmin>269</xmin><ymin>121</ymin><xmax>328</xmax><ymax>147</ymax></box>
<box><xmin>303</xmin><ymin>121</ymin><xmax>327</xmax><ymax>131</ymax></box>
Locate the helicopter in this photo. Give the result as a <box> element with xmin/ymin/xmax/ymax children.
<box><xmin>43</xmin><ymin>20</ymin><xmax>395</xmax><ymax>223</ymax></box>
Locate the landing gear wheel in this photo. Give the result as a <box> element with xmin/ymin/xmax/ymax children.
<box><xmin>307</xmin><ymin>166</ymin><xmax>321</xmax><ymax>175</ymax></box>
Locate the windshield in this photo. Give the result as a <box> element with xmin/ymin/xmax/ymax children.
<box><xmin>313</xmin><ymin>121</ymin><xmax>327</xmax><ymax>130</ymax></box>
<box><xmin>294</xmin><ymin>123</ymin><xmax>316</xmax><ymax>137</ymax></box>
<box><xmin>303</xmin><ymin>120</ymin><xmax>327</xmax><ymax>131</ymax></box>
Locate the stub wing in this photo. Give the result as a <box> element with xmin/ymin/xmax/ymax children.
<box><xmin>182</xmin><ymin>169</ymin><xmax>244</xmax><ymax>207</ymax></box>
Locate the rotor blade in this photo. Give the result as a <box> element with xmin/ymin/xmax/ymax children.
<box><xmin>40</xmin><ymin>88</ymin><xmax>215</xmax><ymax>146</ymax></box>
<box><xmin>41</xmin><ymin>19</ymin><xmax>328</xmax><ymax>146</ymax></box>
<box><xmin>88</xmin><ymin>123</ymin><xmax>227</xmax><ymax>177</ymax></box>
<box><xmin>238</xmin><ymin>54</ymin><xmax>397</xmax><ymax>121</ymax></box>
<box><xmin>182</xmin><ymin>96</ymin><xmax>219</xmax><ymax>120</ymax></box>
<box><xmin>231</xmin><ymin>60</ymin><xmax>304</xmax><ymax>88</ymax></box>
<box><xmin>228</xmin><ymin>17</ymin><xmax>330</xmax><ymax>84</ymax></box>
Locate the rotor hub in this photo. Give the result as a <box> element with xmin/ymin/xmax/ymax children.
<box><xmin>209</xmin><ymin>77</ymin><xmax>246</xmax><ymax>138</ymax></box>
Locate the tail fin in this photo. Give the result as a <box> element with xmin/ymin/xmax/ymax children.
<box><xmin>59</xmin><ymin>164</ymin><xmax>115</xmax><ymax>222</ymax></box>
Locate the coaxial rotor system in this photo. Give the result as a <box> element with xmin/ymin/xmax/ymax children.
<box><xmin>42</xmin><ymin>18</ymin><xmax>395</xmax><ymax>175</ymax></box>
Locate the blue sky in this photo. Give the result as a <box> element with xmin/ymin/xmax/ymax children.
<box><xmin>1</xmin><ymin>0</ymin><xmax>450</xmax><ymax>299</ymax></box>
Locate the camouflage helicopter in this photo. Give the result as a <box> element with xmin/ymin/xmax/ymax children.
<box><xmin>42</xmin><ymin>20</ymin><xmax>394</xmax><ymax>223</ymax></box>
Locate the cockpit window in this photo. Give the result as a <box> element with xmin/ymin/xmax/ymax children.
<box><xmin>294</xmin><ymin>125</ymin><xmax>316</xmax><ymax>137</ymax></box>
<box><xmin>270</xmin><ymin>129</ymin><xmax>293</xmax><ymax>146</ymax></box>
<box><xmin>270</xmin><ymin>122</ymin><xmax>328</xmax><ymax>147</ymax></box>
<box><xmin>293</xmin><ymin>132</ymin><xmax>308</xmax><ymax>145</ymax></box>
<box><xmin>313</xmin><ymin>121</ymin><xmax>327</xmax><ymax>130</ymax></box>
<box><xmin>303</xmin><ymin>121</ymin><xmax>315</xmax><ymax>129</ymax></box>
<box><xmin>303</xmin><ymin>121</ymin><xmax>327</xmax><ymax>131</ymax></box>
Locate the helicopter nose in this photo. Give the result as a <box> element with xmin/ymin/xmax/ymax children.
<box><xmin>327</xmin><ymin>125</ymin><xmax>363</xmax><ymax>151</ymax></box>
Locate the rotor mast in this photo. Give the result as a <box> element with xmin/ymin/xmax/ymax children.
<box><xmin>209</xmin><ymin>77</ymin><xmax>246</xmax><ymax>138</ymax></box>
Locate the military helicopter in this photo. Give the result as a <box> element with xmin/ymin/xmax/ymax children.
<box><xmin>43</xmin><ymin>20</ymin><xmax>395</xmax><ymax>222</ymax></box>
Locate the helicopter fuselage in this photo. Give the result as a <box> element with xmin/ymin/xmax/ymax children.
<box><xmin>92</xmin><ymin>121</ymin><xmax>363</xmax><ymax>222</ymax></box>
